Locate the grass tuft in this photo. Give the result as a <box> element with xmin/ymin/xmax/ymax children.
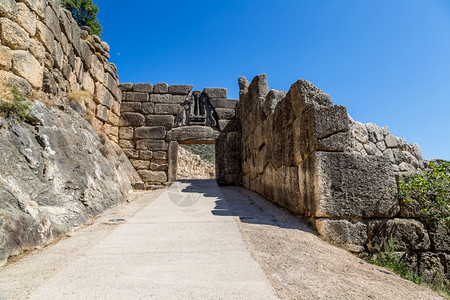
<box><xmin>0</xmin><ymin>84</ymin><xmax>31</xmax><ymax>121</ymax></box>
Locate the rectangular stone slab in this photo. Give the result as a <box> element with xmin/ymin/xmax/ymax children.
<box><xmin>209</xmin><ymin>99</ymin><xmax>238</xmax><ymax>109</ymax></box>
<box><xmin>310</xmin><ymin>152</ymin><xmax>399</xmax><ymax>218</ymax></box>
<box><xmin>166</xmin><ymin>126</ymin><xmax>220</xmax><ymax>142</ymax></box>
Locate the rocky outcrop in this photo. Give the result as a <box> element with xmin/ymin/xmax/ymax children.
<box><xmin>0</xmin><ymin>0</ymin><xmax>121</xmax><ymax>143</ymax></box>
<box><xmin>177</xmin><ymin>146</ymin><xmax>215</xmax><ymax>179</ymax></box>
<box><xmin>0</xmin><ymin>99</ymin><xmax>141</xmax><ymax>266</ymax></box>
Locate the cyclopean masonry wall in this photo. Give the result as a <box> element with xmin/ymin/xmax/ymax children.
<box><xmin>239</xmin><ymin>74</ymin><xmax>449</xmax><ymax>281</ymax></box>
<box><xmin>0</xmin><ymin>0</ymin><xmax>121</xmax><ymax>142</ymax></box>
<box><xmin>118</xmin><ymin>83</ymin><xmax>241</xmax><ymax>189</ymax></box>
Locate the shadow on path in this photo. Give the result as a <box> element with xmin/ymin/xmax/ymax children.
<box><xmin>174</xmin><ymin>179</ymin><xmax>316</xmax><ymax>235</ymax></box>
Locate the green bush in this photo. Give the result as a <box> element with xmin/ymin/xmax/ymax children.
<box><xmin>0</xmin><ymin>85</ymin><xmax>31</xmax><ymax>121</ymax></box>
<box><xmin>369</xmin><ymin>236</ymin><xmax>450</xmax><ymax>297</ymax></box>
<box><xmin>61</xmin><ymin>0</ymin><xmax>102</xmax><ymax>36</ymax></box>
<box><xmin>398</xmin><ymin>161</ymin><xmax>450</xmax><ymax>227</ymax></box>
<box><xmin>369</xmin><ymin>236</ymin><xmax>422</xmax><ymax>284</ymax></box>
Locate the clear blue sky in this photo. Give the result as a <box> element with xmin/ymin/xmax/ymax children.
<box><xmin>95</xmin><ymin>0</ymin><xmax>450</xmax><ymax>160</ymax></box>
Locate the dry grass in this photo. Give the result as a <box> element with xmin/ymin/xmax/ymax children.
<box><xmin>0</xmin><ymin>83</ymin><xmax>13</xmax><ymax>104</ymax></box>
<box><xmin>67</xmin><ymin>90</ymin><xmax>92</xmax><ymax>105</ymax></box>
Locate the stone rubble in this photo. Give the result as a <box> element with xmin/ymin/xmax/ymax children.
<box><xmin>176</xmin><ymin>147</ymin><xmax>215</xmax><ymax>179</ymax></box>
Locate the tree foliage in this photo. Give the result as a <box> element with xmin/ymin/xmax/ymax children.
<box><xmin>61</xmin><ymin>0</ymin><xmax>102</xmax><ymax>36</ymax></box>
<box><xmin>398</xmin><ymin>161</ymin><xmax>450</xmax><ymax>226</ymax></box>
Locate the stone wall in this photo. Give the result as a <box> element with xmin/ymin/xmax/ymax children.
<box><xmin>239</xmin><ymin>74</ymin><xmax>449</xmax><ymax>281</ymax></box>
<box><xmin>0</xmin><ymin>0</ymin><xmax>121</xmax><ymax>142</ymax></box>
<box><xmin>347</xmin><ymin>120</ymin><xmax>424</xmax><ymax>173</ymax></box>
<box><xmin>118</xmin><ymin>83</ymin><xmax>240</xmax><ymax>188</ymax></box>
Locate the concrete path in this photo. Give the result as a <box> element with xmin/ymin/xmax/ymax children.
<box><xmin>0</xmin><ymin>180</ymin><xmax>278</xmax><ymax>300</ymax></box>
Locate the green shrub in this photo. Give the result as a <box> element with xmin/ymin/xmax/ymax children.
<box><xmin>398</xmin><ymin>161</ymin><xmax>450</xmax><ymax>227</ymax></box>
<box><xmin>369</xmin><ymin>236</ymin><xmax>422</xmax><ymax>284</ymax></box>
<box><xmin>61</xmin><ymin>0</ymin><xmax>102</xmax><ymax>36</ymax></box>
<box><xmin>369</xmin><ymin>236</ymin><xmax>450</xmax><ymax>297</ymax></box>
<box><xmin>0</xmin><ymin>85</ymin><xmax>31</xmax><ymax>121</ymax></box>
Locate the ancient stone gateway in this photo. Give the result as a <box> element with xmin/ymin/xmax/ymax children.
<box><xmin>118</xmin><ymin>83</ymin><xmax>241</xmax><ymax>189</ymax></box>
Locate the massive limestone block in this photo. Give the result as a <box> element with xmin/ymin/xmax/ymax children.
<box><xmin>239</xmin><ymin>75</ymin><xmax>269</xmax><ymax>139</ymax></box>
<box><xmin>317</xmin><ymin>132</ymin><xmax>350</xmax><ymax>152</ymax></box>
<box><xmin>136</xmin><ymin>139</ymin><xmax>168</xmax><ymax>151</ymax></box>
<box><xmin>145</xmin><ymin>115</ymin><xmax>174</xmax><ymax>129</ymax></box>
<box><xmin>94</xmin><ymin>83</ymin><xmax>113</xmax><ymax>108</ymax></box>
<box><xmin>120</xmin><ymin>102</ymin><xmax>141</xmax><ymax>113</ymax></box>
<box><xmin>133</xmin><ymin>83</ymin><xmax>153</xmax><ymax>93</ymax></box>
<box><xmin>209</xmin><ymin>98</ymin><xmax>237</xmax><ymax>109</ymax></box>
<box><xmin>154</xmin><ymin>103</ymin><xmax>180</xmax><ymax>115</ymax></box>
<box><xmin>418</xmin><ymin>252</ymin><xmax>447</xmax><ymax>281</ymax></box>
<box><xmin>168</xmin><ymin>84</ymin><xmax>192</xmax><ymax>95</ymax></box>
<box><xmin>263</xmin><ymin>89</ymin><xmax>286</xmax><ymax>117</ymax></box>
<box><xmin>0</xmin><ymin>17</ymin><xmax>30</xmax><ymax>50</ymax></box>
<box><xmin>427</xmin><ymin>222</ymin><xmax>450</xmax><ymax>251</ymax></box>
<box><xmin>315</xmin><ymin>219</ymin><xmax>368</xmax><ymax>253</ymax></box>
<box><xmin>167</xmin><ymin>141</ymin><xmax>178</xmax><ymax>183</ymax></box>
<box><xmin>15</xmin><ymin>2</ymin><xmax>36</xmax><ymax>36</ymax></box>
<box><xmin>0</xmin><ymin>70</ymin><xmax>32</xmax><ymax>97</ymax></box>
<box><xmin>120</xmin><ymin>112</ymin><xmax>145</xmax><ymax>127</ymax></box>
<box><xmin>137</xmin><ymin>170</ymin><xmax>167</xmax><ymax>183</ymax></box>
<box><xmin>292</xmin><ymin>106</ymin><xmax>349</xmax><ymax>165</ymax></box>
<box><xmin>95</xmin><ymin>104</ymin><xmax>107</xmax><ymax>121</ymax></box>
<box><xmin>310</xmin><ymin>152</ymin><xmax>399</xmax><ymax>218</ymax></box>
<box><xmin>215</xmin><ymin>108</ymin><xmax>235</xmax><ymax>119</ymax></box>
<box><xmin>238</xmin><ymin>76</ymin><xmax>250</xmax><ymax>102</ymax></box>
<box><xmin>368</xmin><ymin>219</ymin><xmax>431</xmax><ymax>251</ymax></box>
<box><xmin>141</xmin><ymin>102</ymin><xmax>154</xmax><ymax>114</ymax></box>
<box><xmin>166</xmin><ymin>126</ymin><xmax>220</xmax><ymax>142</ymax></box>
<box><xmin>12</xmin><ymin>50</ymin><xmax>43</xmax><ymax>88</ymax></box>
<box><xmin>285</xmin><ymin>79</ymin><xmax>332</xmax><ymax>119</ymax></box>
<box><xmin>153</xmin><ymin>82</ymin><xmax>168</xmax><ymax>94</ymax></box>
<box><xmin>0</xmin><ymin>0</ymin><xmax>18</xmax><ymax>19</ymax></box>
<box><xmin>134</xmin><ymin>126</ymin><xmax>166</xmax><ymax>139</ymax></box>
<box><xmin>204</xmin><ymin>87</ymin><xmax>227</xmax><ymax>98</ymax></box>
<box><xmin>36</xmin><ymin>21</ymin><xmax>54</xmax><ymax>54</ymax></box>
<box><xmin>150</xmin><ymin>94</ymin><xmax>185</xmax><ymax>104</ymax></box>
<box><xmin>43</xmin><ymin>6</ymin><xmax>60</xmax><ymax>41</ymax></box>
<box><xmin>0</xmin><ymin>45</ymin><xmax>13</xmax><ymax>70</ymax></box>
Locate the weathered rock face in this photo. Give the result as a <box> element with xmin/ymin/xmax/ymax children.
<box><xmin>0</xmin><ymin>100</ymin><xmax>141</xmax><ymax>266</ymax></box>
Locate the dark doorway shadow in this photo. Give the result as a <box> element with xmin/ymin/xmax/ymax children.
<box><xmin>175</xmin><ymin>179</ymin><xmax>317</xmax><ymax>235</ymax></box>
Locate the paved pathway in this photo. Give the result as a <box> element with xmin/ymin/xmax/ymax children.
<box><xmin>0</xmin><ymin>180</ymin><xmax>278</xmax><ymax>300</ymax></box>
